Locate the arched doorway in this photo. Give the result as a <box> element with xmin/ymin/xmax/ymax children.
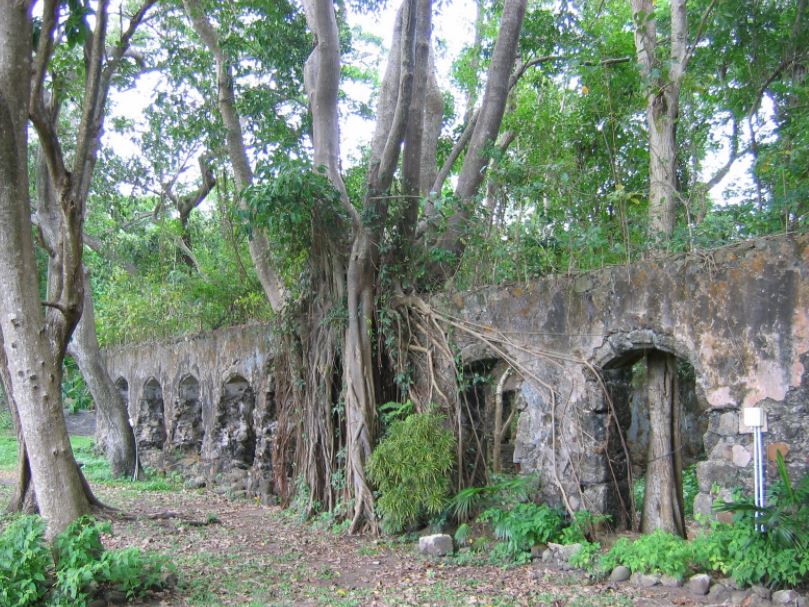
<box><xmin>602</xmin><ymin>347</ymin><xmax>707</xmax><ymax>536</ymax></box>
<box><xmin>172</xmin><ymin>374</ymin><xmax>204</xmax><ymax>452</ymax></box>
<box><xmin>211</xmin><ymin>375</ymin><xmax>256</xmax><ymax>470</ymax></box>
<box><xmin>114</xmin><ymin>377</ymin><xmax>129</xmax><ymax>414</ymax></box>
<box><xmin>136</xmin><ymin>378</ymin><xmax>166</xmax><ymax>451</ymax></box>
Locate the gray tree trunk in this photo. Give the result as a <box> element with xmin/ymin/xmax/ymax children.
<box><xmin>34</xmin><ymin>142</ymin><xmax>138</xmax><ymax>479</ymax></box>
<box><xmin>68</xmin><ymin>268</ymin><xmax>138</xmax><ymax>478</ymax></box>
<box><xmin>0</xmin><ymin>1</ymin><xmax>90</xmax><ymax>536</ymax></box>
<box><xmin>631</xmin><ymin>0</ymin><xmax>687</xmax><ymax>240</ymax></box>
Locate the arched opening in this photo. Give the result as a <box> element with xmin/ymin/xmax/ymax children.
<box><xmin>212</xmin><ymin>375</ymin><xmax>256</xmax><ymax>469</ymax></box>
<box><xmin>603</xmin><ymin>348</ymin><xmax>707</xmax><ymax>535</ymax></box>
<box><xmin>460</xmin><ymin>359</ymin><xmax>522</xmax><ymax>487</ymax></box>
<box><xmin>136</xmin><ymin>378</ymin><xmax>166</xmax><ymax>450</ymax></box>
<box><xmin>172</xmin><ymin>374</ymin><xmax>203</xmax><ymax>452</ymax></box>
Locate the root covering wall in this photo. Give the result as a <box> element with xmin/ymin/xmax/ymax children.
<box><xmin>103</xmin><ymin>234</ymin><xmax>809</xmax><ymax>518</ymax></box>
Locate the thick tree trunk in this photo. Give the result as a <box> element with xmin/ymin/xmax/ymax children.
<box><xmin>631</xmin><ymin>0</ymin><xmax>686</xmax><ymax>240</ymax></box>
<box><xmin>0</xmin><ymin>336</ymin><xmax>36</xmax><ymax>514</ymax></box>
<box><xmin>68</xmin><ymin>268</ymin><xmax>138</xmax><ymax>478</ymax></box>
<box><xmin>431</xmin><ymin>0</ymin><xmax>526</xmax><ymax>272</ymax></box>
<box><xmin>641</xmin><ymin>351</ymin><xmax>685</xmax><ymax>537</ymax></box>
<box><xmin>0</xmin><ymin>2</ymin><xmax>90</xmax><ymax>536</ymax></box>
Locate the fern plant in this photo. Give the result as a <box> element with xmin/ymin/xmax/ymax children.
<box><xmin>479</xmin><ymin>502</ymin><xmax>564</xmax><ymax>559</ymax></box>
<box><xmin>715</xmin><ymin>452</ymin><xmax>809</xmax><ymax>550</ymax></box>
<box><xmin>448</xmin><ymin>473</ymin><xmax>539</xmax><ymax>522</ymax></box>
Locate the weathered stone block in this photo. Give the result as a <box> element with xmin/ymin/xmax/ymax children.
<box><xmin>418</xmin><ymin>534</ymin><xmax>453</xmax><ymax>557</ymax></box>
<box><xmin>732</xmin><ymin>444</ymin><xmax>752</xmax><ymax>467</ymax></box>
<box><xmin>717</xmin><ymin>412</ymin><xmax>739</xmax><ymax>436</ymax></box>
<box><xmin>687</xmin><ymin>574</ymin><xmax>711</xmax><ymax>595</ymax></box>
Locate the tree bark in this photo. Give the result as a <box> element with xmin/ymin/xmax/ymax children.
<box><xmin>631</xmin><ymin>0</ymin><xmax>687</xmax><ymax>240</ymax></box>
<box><xmin>68</xmin><ymin>267</ymin><xmax>139</xmax><ymax>478</ymax></box>
<box><xmin>34</xmin><ymin>143</ymin><xmax>138</xmax><ymax>479</ymax></box>
<box><xmin>641</xmin><ymin>351</ymin><xmax>685</xmax><ymax>537</ymax></box>
<box><xmin>0</xmin><ymin>1</ymin><xmax>90</xmax><ymax>536</ymax></box>
<box><xmin>430</xmin><ymin>0</ymin><xmax>527</xmax><ymax>274</ymax></box>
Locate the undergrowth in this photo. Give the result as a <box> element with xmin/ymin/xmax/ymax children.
<box><xmin>598</xmin><ymin>456</ymin><xmax>809</xmax><ymax>588</ymax></box>
<box><xmin>0</xmin><ymin>515</ymin><xmax>172</xmax><ymax>607</ymax></box>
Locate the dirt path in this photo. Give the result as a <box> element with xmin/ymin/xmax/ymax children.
<box><xmin>93</xmin><ymin>485</ymin><xmax>733</xmax><ymax>607</ymax></box>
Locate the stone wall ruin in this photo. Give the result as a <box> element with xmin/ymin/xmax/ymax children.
<box><xmin>103</xmin><ymin>234</ymin><xmax>809</xmax><ymax>522</ymax></box>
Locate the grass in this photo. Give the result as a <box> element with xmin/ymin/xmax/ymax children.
<box><xmin>0</xmin><ymin>429</ymin><xmax>182</xmax><ymax>493</ymax></box>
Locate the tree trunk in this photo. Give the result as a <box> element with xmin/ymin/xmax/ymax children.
<box><xmin>0</xmin><ymin>2</ymin><xmax>90</xmax><ymax>536</ymax></box>
<box><xmin>431</xmin><ymin>0</ymin><xmax>526</xmax><ymax>272</ymax></box>
<box><xmin>68</xmin><ymin>268</ymin><xmax>138</xmax><ymax>478</ymax></box>
<box><xmin>0</xmin><ymin>335</ymin><xmax>36</xmax><ymax>514</ymax></box>
<box><xmin>641</xmin><ymin>351</ymin><xmax>685</xmax><ymax>537</ymax></box>
<box><xmin>631</xmin><ymin>0</ymin><xmax>686</xmax><ymax>240</ymax></box>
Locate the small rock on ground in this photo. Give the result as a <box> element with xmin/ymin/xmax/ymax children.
<box><xmin>687</xmin><ymin>573</ymin><xmax>711</xmax><ymax>595</ymax></box>
<box><xmin>418</xmin><ymin>534</ymin><xmax>453</xmax><ymax>557</ymax></box>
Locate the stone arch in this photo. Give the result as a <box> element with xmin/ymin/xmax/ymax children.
<box><xmin>593</xmin><ymin>336</ymin><xmax>709</xmax><ymax>532</ymax></box>
<box><xmin>136</xmin><ymin>377</ymin><xmax>166</xmax><ymax>451</ymax></box>
<box><xmin>211</xmin><ymin>374</ymin><xmax>256</xmax><ymax>470</ymax></box>
<box><xmin>171</xmin><ymin>374</ymin><xmax>204</xmax><ymax>452</ymax></box>
<box><xmin>459</xmin><ymin>358</ymin><xmax>523</xmax><ymax>486</ymax></box>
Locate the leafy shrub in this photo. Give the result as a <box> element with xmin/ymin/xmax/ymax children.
<box><xmin>601</xmin><ymin>530</ymin><xmax>694</xmax><ymax>579</ymax></box>
<box><xmin>448</xmin><ymin>473</ymin><xmax>539</xmax><ymax>522</ymax></box>
<box><xmin>479</xmin><ymin>502</ymin><xmax>565</xmax><ymax>561</ymax></box>
<box><xmin>0</xmin><ymin>516</ymin><xmax>51</xmax><ymax>607</ymax></box>
<box><xmin>715</xmin><ymin>453</ymin><xmax>809</xmax><ymax>551</ymax></box>
<box><xmin>693</xmin><ymin>455</ymin><xmax>809</xmax><ymax>588</ymax></box>
<box><xmin>61</xmin><ymin>357</ymin><xmax>93</xmax><ymax>414</ymax></box>
<box><xmin>0</xmin><ymin>515</ymin><xmax>172</xmax><ymax>607</ymax></box>
<box><xmin>367</xmin><ymin>410</ymin><xmax>455</xmax><ymax>533</ymax></box>
<box><xmin>570</xmin><ymin>541</ymin><xmax>601</xmax><ymax>570</ymax></box>
<box><xmin>691</xmin><ymin>521</ymin><xmax>809</xmax><ymax>589</ymax></box>
<box><xmin>558</xmin><ymin>511</ymin><xmax>612</xmax><ymax>545</ymax></box>
<box><xmin>454</xmin><ymin>523</ymin><xmax>472</xmax><ymax>547</ymax></box>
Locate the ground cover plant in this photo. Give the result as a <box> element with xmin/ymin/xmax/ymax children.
<box><xmin>0</xmin><ymin>419</ymin><xmax>768</xmax><ymax>606</ymax></box>
<box><xmin>595</xmin><ymin>457</ymin><xmax>809</xmax><ymax>589</ymax></box>
<box><xmin>0</xmin><ymin>515</ymin><xmax>171</xmax><ymax>607</ymax></box>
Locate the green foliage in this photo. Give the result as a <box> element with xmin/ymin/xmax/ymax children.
<box><xmin>690</xmin><ymin>521</ymin><xmax>809</xmax><ymax>589</ymax></box>
<box><xmin>367</xmin><ymin>411</ymin><xmax>455</xmax><ymax>533</ymax></box>
<box><xmin>601</xmin><ymin>530</ymin><xmax>694</xmax><ymax>579</ymax></box>
<box><xmin>0</xmin><ymin>517</ymin><xmax>51</xmax><ymax>607</ymax></box>
<box><xmin>378</xmin><ymin>400</ymin><xmax>415</xmax><ymax>430</ymax></box>
<box><xmin>52</xmin><ymin>516</ymin><xmax>170</xmax><ymax>606</ymax></box>
<box><xmin>715</xmin><ymin>453</ymin><xmax>809</xmax><ymax>551</ymax></box>
<box><xmin>570</xmin><ymin>541</ymin><xmax>602</xmax><ymax>571</ymax></box>
<box><xmin>0</xmin><ymin>401</ymin><xmax>11</xmax><ymax>433</ymax></box>
<box><xmin>0</xmin><ymin>515</ymin><xmax>171</xmax><ymax>607</ymax></box>
<box><xmin>479</xmin><ymin>503</ymin><xmax>565</xmax><ymax>561</ymax></box>
<box><xmin>448</xmin><ymin>473</ymin><xmax>538</xmax><ymax>522</ymax></box>
<box><xmin>700</xmin><ymin>454</ymin><xmax>809</xmax><ymax>587</ymax></box>
<box><xmin>558</xmin><ymin>511</ymin><xmax>612</xmax><ymax>545</ymax></box>
<box><xmin>61</xmin><ymin>357</ymin><xmax>93</xmax><ymax>414</ymax></box>
<box><xmin>454</xmin><ymin>523</ymin><xmax>472</xmax><ymax>547</ymax></box>
<box><xmin>682</xmin><ymin>463</ymin><xmax>700</xmax><ymax>518</ymax></box>
<box><xmin>241</xmin><ymin>159</ymin><xmax>347</xmax><ymax>288</ymax></box>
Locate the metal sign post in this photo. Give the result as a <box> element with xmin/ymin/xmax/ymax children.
<box><xmin>743</xmin><ymin>407</ymin><xmax>766</xmax><ymax>531</ymax></box>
